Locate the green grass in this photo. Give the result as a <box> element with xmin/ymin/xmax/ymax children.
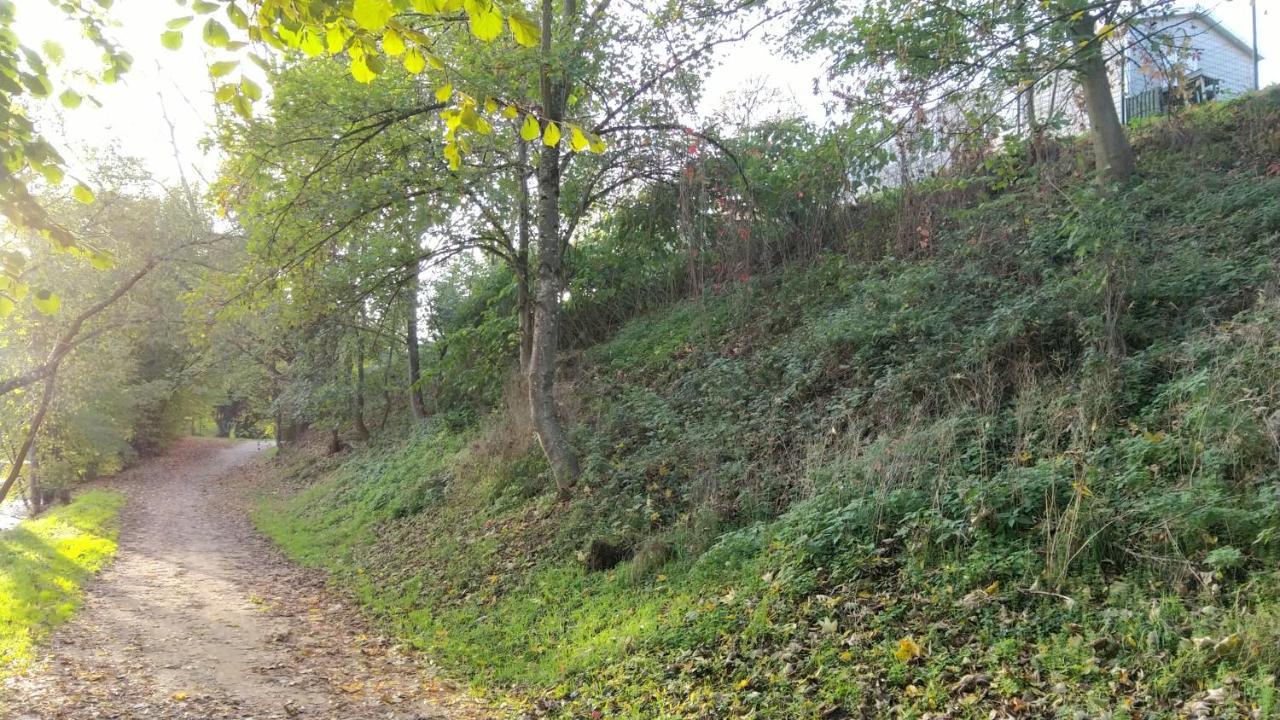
<box><xmin>0</xmin><ymin>490</ymin><xmax>125</xmax><ymax>676</ymax></box>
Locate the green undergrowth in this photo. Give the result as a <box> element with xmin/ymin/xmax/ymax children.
<box><xmin>258</xmin><ymin>92</ymin><xmax>1280</xmax><ymax>718</ymax></box>
<box><xmin>0</xmin><ymin>490</ymin><xmax>125</xmax><ymax>677</ymax></box>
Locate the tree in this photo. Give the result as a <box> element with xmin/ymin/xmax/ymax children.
<box><xmin>180</xmin><ymin>0</ymin><xmax>772</xmax><ymax>491</ymax></box>
<box><xmin>0</xmin><ymin>0</ymin><xmax>132</xmax><ymax>315</ymax></box>
<box><xmin>1</xmin><ymin>155</ymin><xmax>220</xmax><ymax>507</ymax></box>
<box><xmin>792</xmin><ymin>0</ymin><xmax>1174</xmax><ymax>183</ymax></box>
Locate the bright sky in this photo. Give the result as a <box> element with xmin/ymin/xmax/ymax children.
<box><xmin>15</xmin><ymin>0</ymin><xmax>1278</xmax><ymax>188</ymax></box>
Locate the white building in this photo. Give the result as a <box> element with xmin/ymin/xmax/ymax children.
<box><xmin>1119</xmin><ymin>10</ymin><xmax>1261</xmax><ymax>121</ymax></box>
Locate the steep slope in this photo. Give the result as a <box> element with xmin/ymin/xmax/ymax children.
<box><xmin>256</xmin><ymin>91</ymin><xmax>1280</xmax><ymax>718</ymax></box>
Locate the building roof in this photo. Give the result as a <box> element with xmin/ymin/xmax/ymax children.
<box><xmin>1135</xmin><ymin>10</ymin><xmax>1262</xmax><ymax>61</ymax></box>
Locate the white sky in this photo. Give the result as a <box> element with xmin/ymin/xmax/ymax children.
<box><xmin>14</xmin><ymin>0</ymin><xmax>1278</xmax><ymax>188</ymax></box>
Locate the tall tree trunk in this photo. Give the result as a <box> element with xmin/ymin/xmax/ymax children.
<box><xmin>516</xmin><ymin>136</ymin><xmax>535</xmax><ymax>374</ymax></box>
<box><xmin>0</xmin><ymin>373</ymin><xmax>58</xmax><ymax>507</ymax></box>
<box><xmin>353</xmin><ymin>334</ymin><xmax>371</xmax><ymax>442</ymax></box>
<box><xmin>406</xmin><ymin>266</ymin><xmax>427</xmax><ymax>420</ymax></box>
<box><xmin>529</xmin><ymin>0</ymin><xmax>581</xmax><ymax>493</ymax></box>
<box><xmin>1072</xmin><ymin>16</ymin><xmax>1136</xmax><ymax>183</ymax></box>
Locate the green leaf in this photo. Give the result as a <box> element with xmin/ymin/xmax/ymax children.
<box><xmin>508</xmin><ymin>11</ymin><xmax>539</xmax><ymax>47</ymax></box>
<box><xmin>239</xmin><ymin>76</ymin><xmax>262</xmax><ymax>100</ymax></box>
<box><xmin>38</xmin><ymin>162</ymin><xmax>64</xmax><ymax>185</ymax></box>
<box><xmin>73</xmin><ymin>184</ymin><xmax>95</xmax><ymax>204</ymax></box>
<box><xmin>42</xmin><ymin>41</ymin><xmax>65</xmax><ymax>65</ymax></box>
<box><xmin>161</xmin><ymin>30</ymin><xmax>184</xmax><ymax>50</ymax></box>
<box><xmin>22</xmin><ymin>73</ymin><xmax>52</xmax><ymax>98</ymax></box>
<box><xmin>226</xmin><ymin>3</ymin><xmax>249</xmax><ymax>29</ymax></box>
<box><xmin>465</xmin><ymin>0</ymin><xmax>502</xmax><ymax>41</ymax></box>
<box><xmin>33</xmin><ymin>290</ymin><xmax>61</xmax><ymax>315</ymax></box>
<box><xmin>232</xmin><ymin>92</ymin><xmax>253</xmax><ymax>119</ymax></box>
<box><xmin>352</xmin><ymin>0</ymin><xmax>395</xmax><ymax>31</ymax></box>
<box><xmin>542</xmin><ymin>120</ymin><xmax>561</xmax><ymax>147</ymax></box>
<box><xmin>167</xmin><ymin>16</ymin><xmax>194</xmax><ymax>29</ymax></box>
<box><xmin>203</xmin><ymin>18</ymin><xmax>230</xmax><ymax>47</ymax></box>
<box><xmin>193</xmin><ymin>0</ymin><xmax>219</xmax><ymax>13</ymax></box>
<box><xmin>214</xmin><ymin>83</ymin><xmax>238</xmax><ymax>102</ymax></box>
<box><xmin>209</xmin><ymin>60</ymin><xmax>238</xmax><ymax>77</ymax></box>
<box><xmin>435</xmin><ymin>84</ymin><xmax>453</xmax><ymax>103</ymax></box>
<box><xmin>520</xmin><ymin>113</ymin><xmax>540</xmax><ymax>141</ymax></box>
<box><xmin>59</xmin><ymin>89</ymin><xmax>83</xmax><ymax>109</ymax></box>
<box><xmin>402</xmin><ymin>48</ymin><xmax>426</xmax><ymax>74</ymax></box>
<box><xmin>89</xmin><ymin>249</ymin><xmax>116</xmax><ymax>270</ymax></box>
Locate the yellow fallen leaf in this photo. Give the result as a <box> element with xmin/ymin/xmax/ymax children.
<box><xmin>172</xmin><ymin>691</ymin><xmax>189</xmax><ymax>701</ymax></box>
<box><xmin>895</xmin><ymin>636</ymin><xmax>925</xmax><ymax>662</ymax></box>
<box><xmin>340</xmin><ymin>681</ymin><xmax>364</xmax><ymax>693</ymax></box>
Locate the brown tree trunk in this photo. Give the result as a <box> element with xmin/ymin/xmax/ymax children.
<box><xmin>0</xmin><ymin>373</ymin><xmax>58</xmax><ymax>508</ymax></box>
<box><xmin>353</xmin><ymin>335</ymin><xmax>371</xmax><ymax>442</ymax></box>
<box><xmin>516</xmin><ymin>136</ymin><xmax>535</xmax><ymax>374</ymax></box>
<box><xmin>406</xmin><ymin>267</ymin><xmax>427</xmax><ymax>420</ymax></box>
<box><xmin>1073</xmin><ymin>16</ymin><xmax>1136</xmax><ymax>183</ymax></box>
<box><xmin>528</xmin><ymin>0</ymin><xmax>581</xmax><ymax>493</ymax></box>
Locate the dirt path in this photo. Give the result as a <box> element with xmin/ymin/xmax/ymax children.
<box><xmin>2</xmin><ymin>438</ymin><xmax>493</xmax><ymax>720</ymax></box>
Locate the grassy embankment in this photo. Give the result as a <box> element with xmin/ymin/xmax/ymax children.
<box><xmin>0</xmin><ymin>490</ymin><xmax>124</xmax><ymax>676</ymax></box>
<box><xmin>258</xmin><ymin>92</ymin><xmax>1280</xmax><ymax>718</ymax></box>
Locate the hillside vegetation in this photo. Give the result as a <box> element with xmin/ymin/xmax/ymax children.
<box><xmin>256</xmin><ymin>92</ymin><xmax>1280</xmax><ymax>718</ymax></box>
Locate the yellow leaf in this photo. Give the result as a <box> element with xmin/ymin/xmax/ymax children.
<box><xmin>520</xmin><ymin>113</ymin><xmax>540</xmax><ymax>141</ymax></box>
<box><xmin>542</xmin><ymin>120</ymin><xmax>561</xmax><ymax>147</ymax></box>
<box><xmin>326</xmin><ymin>22</ymin><xmax>351</xmax><ymax>54</ymax></box>
<box><xmin>0</xmin><ymin>296</ymin><xmax>13</xmax><ymax>317</ymax></box>
<box><xmin>73</xmin><ymin>184</ymin><xmax>95</xmax><ymax>204</ymax></box>
<box><xmin>351</xmin><ymin>55</ymin><xmax>376</xmax><ymax>83</ymax></box>
<box><xmin>508</xmin><ymin>10</ymin><xmax>540</xmax><ymax>47</ymax></box>
<box><xmin>464</xmin><ymin>0</ymin><xmax>503</xmax><ymax>41</ymax></box>
<box><xmin>502</xmin><ymin>104</ymin><xmax>517</xmax><ymax>118</ymax></box>
<box><xmin>172</xmin><ymin>691</ymin><xmax>188</xmax><ymax>702</ymax></box>
<box><xmin>299</xmin><ymin>28</ymin><xmax>324</xmax><ymax>56</ymax></box>
<box><xmin>569</xmin><ymin>124</ymin><xmax>590</xmax><ymax>152</ymax></box>
<box><xmin>484</xmin><ymin>97</ymin><xmax>497</xmax><ymax>113</ymax></box>
<box><xmin>435</xmin><ymin>84</ymin><xmax>453</xmax><ymax>103</ymax></box>
<box><xmin>1069</xmin><ymin>10</ymin><xmax>1086</xmax><ymax>21</ymax></box>
<box><xmin>894</xmin><ymin>636</ymin><xmax>925</xmax><ymax>662</ymax></box>
<box><xmin>352</xmin><ymin>0</ymin><xmax>394</xmax><ymax>31</ymax></box>
<box><xmin>403</xmin><ymin>48</ymin><xmax>426</xmax><ymax>74</ymax></box>
<box><xmin>382</xmin><ymin>28</ymin><xmax>406</xmax><ymax>56</ymax></box>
